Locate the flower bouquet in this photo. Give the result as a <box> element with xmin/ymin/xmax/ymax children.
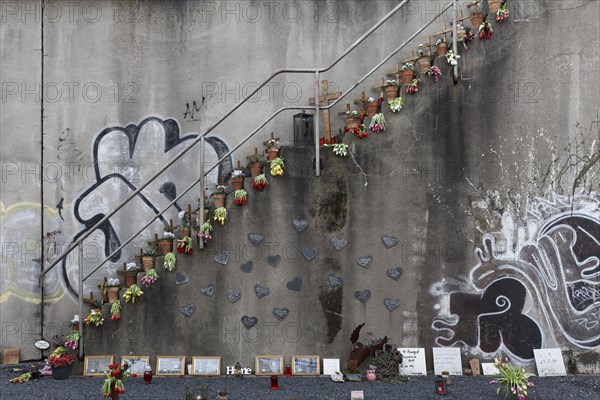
<box><xmin>141</xmin><ymin>269</ymin><xmax>159</xmax><ymax>287</ymax></box>
<box><xmin>125</xmin><ymin>261</ymin><xmax>138</xmax><ymax>271</ymax></box>
<box><xmin>234</xmin><ymin>189</ymin><xmax>248</xmax><ymax>205</ymax></box>
<box><xmin>345</xmin><ymin>109</ymin><xmax>365</xmax><ymax>121</ymax></box>
<box><xmin>489</xmin><ymin>357</ymin><xmax>534</xmax><ymax>400</ymax></box>
<box><xmin>389</xmin><ymin>97</ymin><xmax>404</xmax><ymax>113</ymax></box>
<box><xmin>176</xmin><ymin>236</ymin><xmax>193</xmax><ymax>254</ymax></box>
<box><xmin>101</xmin><ymin>362</ymin><xmax>136</xmax><ymax>399</ymax></box>
<box><xmin>123</xmin><ymin>284</ymin><xmax>143</xmax><ymax>303</ymax></box>
<box><xmin>427</xmin><ymin>66</ymin><xmax>442</xmax><ymax>81</ymax></box>
<box><xmin>406</xmin><ymin>78</ymin><xmax>421</xmax><ymax>94</ymax></box>
<box><xmin>345</xmin><ymin>123</ymin><xmax>368</xmax><ymax>139</ymax></box>
<box><xmin>330</xmin><ymin>143</ymin><xmax>349</xmax><ymax>157</ymax></box>
<box><xmin>214</xmin><ymin>207</ymin><xmax>227</xmax><ymax>225</ymax></box>
<box><xmin>109</xmin><ymin>300</ymin><xmax>121</xmax><ymax>321</ymax></box>
<box><xmin>445</xmin><ymin>50</ymin><xmax>460</xmax><ymax>66</ymax></box>
<box><xmin>84</xmin><ymin>309</ymin><xmax>104</xmax><ymax>327</ymax></box>
<box><xmin>48</xmin><ymin>347</ymin><xmax>75</xmax><ymax>368</ymax></box>
<box><xmin>199</xmin><ymin>221</ymin><xmax>213</xmax><ymax>244</ymax></box>
<box><xmin>369</xmin><ymin>113</ymin><xmax>386</xmax><ymax>133</ymax></box>
<box><xmin>164</xmin><ymin>252</ymin><xmax>176</xmax><ymax>271</ymax></box>
<box><xmin>496</xmin><ymin>3</ymin><xmax>509</xmax><ymax>23</ymax></box>
<box><xmin>253</xmin><ymin>174</ymin><xmax>268</xmax><ymax>190</ymax></box>
<box><xmin>270</xmin><ymin>157</ymin><xmax>285</xmax><ymax>176</ymax></box>
<box><xmin>479</xmin><ymin>20</ymin><xmax>493</xmax><ymax>39</ymax></box>
<box><xmin>63</xmin><ymin>332</ymin><xmax>80</xmax><ymax>350</ymax></box>
<box><xmin>462</xmin><ymin>29</ymin><xmax>476</xmax><ymax>50</ymax></box>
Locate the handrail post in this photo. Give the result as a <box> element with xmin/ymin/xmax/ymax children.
<box><xmin>314</xmin><ymin>71</ymin><xmax>321</xmax><ymax>177</ymax></box>
<box><xmin>452</xmin><ymin>0</ymin><xmax>458</xmax><ymax>80</ymax></box>
<box><xmin>199</xmin><ymin>135</ymin><xmax>205</xmax><ymax>250</ymax></box>
<box><xmin>78</xmin><ymin>242</ymin><xmax>84</xmax><ymax>359</ymax></box>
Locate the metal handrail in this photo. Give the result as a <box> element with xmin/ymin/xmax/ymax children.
<box><xmin>37</xmin><ymin>0</ymin><xmax>411</xmax><ymax>287</ymax></box>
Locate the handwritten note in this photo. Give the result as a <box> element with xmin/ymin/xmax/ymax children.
<box><xmin>432</xmin><ymin>347</ymin><xmax>463</xmax><ymax>375</ymax></box>
<box><xmin>482</xmin><ymin>362</ymin><xmax>498</xmax><ymax>376</ymax></box>
<box><xmin>322</xmin><ymin>358</ymin><xmax>340</xmax><ymax>376</ymax></box>
<box><xmin>351</xmin><ymin>391</ymin><xmax>364</xmax><ymax>399</ymax></box>
<box><xmin>533</xmin><ymin>348</ymin><xmax>567</xmax><ymax>377</ymax></box>
<box><xmin>398</xmin><ymin>348</ymin><xmax>427</xmax><ymax>376</ymax></box>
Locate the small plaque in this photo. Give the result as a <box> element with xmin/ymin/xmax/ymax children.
<box><xmin>84</xmin><ymin>356</ymin><xmax>114</xmax><ymax>376</ymax></box>
<box><xmin>214</xmin><ymin>251</ymin><xmax>229</xmax><ymax>265</ymax></box>
<box><xmin>156</xmin><ymin>356</ymin><xmax>185</xmax><ymax>376</ymax></box>
<box><xmin>533</xmin><ymin>348</ymin><xmax>567</xmax><ymax>377</ymax></box>
<box><xmin>292</xmin><ymin>217</ymin><xmax>309</xmax><ymax>232</ymax></box>
<box><xmin>330</xmin><ymin>237</ymin><xmax>348</xmax><ymax>251</ymax></box>
<box><xmin>227</xmin><ymin>289</ymin><xmax>241</xmax><ymax>303</ymax></box>
<box><xmin>286</xmin><ymin>276</ymin><xmax>302</xmax><ymax>291</ymax></box>
<box><xmin>272</xmin><ymin>308</ymin><xmax>289</xmax><ymax>321</ymax></box>
<box><xmin>432</xmin><ymin>347</ymin><xmax>462</xmax><ymax>376</ymax></box>
<box><xmin>482</xmin><ymin>362</ymin><xmax>498</xmax><ymax>376</ymax></box>
<box><xmin>354</xmin><ymin>289</ymin><xmax>371</xmax><ymax>304</ymax></box>
<box><xmin>200</xmin><ymin>284</ymin><xmax>215</xmax><ymax>297</ymax></box>
<box><xmin>247</xmin><ymin>233</ymin><xmax>264</xmax><ymax>246</ymax></box>
<box><xmin>2</xmin><ymin>349</ymin><xmax>19</xmax><ymax>365</ymax></box>
<box><xmin>351</xmin><ymin>391</ymin><xmax>364</xmax><ymax>400</ymax></box>
<box><xmin>327</xmin><ymin>274</ymin><xmax>343</xmax><ymax>288</ymax></box>
<box><xmin>398</xmin><ymin>348</ymin><xmax>427</xmax><ymax>376</ymax></box>
<box><xmin>255</xmin><ymin>355</ymin><xmax>284</xmax><ymax>375</ymax></box>
<box><xmin>382</xmin><ymin>235</ymin><xmax>398</xmax><ymax>249</ymax></box>
<box><xmin>192</xmin><ymin>356</ymin><xmax>221</xmax><ymax>376</ymax></box>
<box><xmin>255</xmin><ymin>284</ymin><xmax>271</xmax><ymax>298</ymax></box>
<box><xmin>121</xmin><ymin>356</ymin><xmax>150</xmax><ymax>375</ymax></box>
<box><xmin>292</xmin><ymin>355</ymin><xmax>320</xmax><ymax>375</ymax></box>
<box><xmin>469</xmin><ymin>358</ymin><xmax>481</xmax><ymax>375</ymax></box>
<box><xmin>241</xmin><ymin>316</ymin><xmax>258</xmax><ymax>329</ymax></box>
<box><xmin>356</xmin><ymin>256</ymin><xmax>373</xmax><ymax>269</ymax></box>
<box><xmin>180</xmin><ymin>303</ymin><xmax>195</xmax><ymax>317</ymax></box>
<box><xmin>266</xmin><ymin>255</ymin><xmax>281</xmax><ymax>268</ymax></box>
<box><xmin>322</xmin><ymin>358</ymin><xmax>340</xmax><ymax>376</ymax></box>
<box><xmin>302</xmin><ymin>247</ymin><xmax>318</xmax><ymax>261</ymax></box>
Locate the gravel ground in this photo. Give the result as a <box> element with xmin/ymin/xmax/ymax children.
<box><xmin>1</xmin><ymin>365</ymin><xmax>599</xmax><ymax>399</ymax></box>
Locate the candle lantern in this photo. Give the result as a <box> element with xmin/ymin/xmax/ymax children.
<box><xmin>270</xmin><ymin>375</ymin><xmax>279</xmax><ymax>390</ymax></box>
<box><xmin>143</xmin><ymin>364</ymin><xmax>153</xmax><ymax>384</ymax></box>
<box><xmin>435</xmin><ymin>376</ymin><xmax>447</xmax><ymax>395</ymax></box>
<box><xmin>293</xmin><ymin>111</ymin><xmax>314</xmax><ymax>147</ymax></box>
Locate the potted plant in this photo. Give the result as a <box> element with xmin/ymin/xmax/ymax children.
<box><xmin>455</xmin><ymin>23</ymin><xmax>467</xmax><ymax>41</ymax></box>
<box><xmin>102</xmin><ymin>362</ymin><xmax>137</xmax><ymax>399</ymax></box>
<box><xmin>496</xmin><ymin>2</ymin><xmax>509</xmax><ymax>22</ymax></box>
<box><xmin>265</xmin><ymin>139</ymin><xmax>280</xmax><ymax>161</ymax></box>
<box><xmin>345</xmin><ymin>109</ymin><xmax>364</xmax><ymax>129</ymax></box>
<box><xmin>123</xmin><ymin>283</ymin><xmax>143</xmax><ymax>303</ymax></box>
<box><xmin>389</xmin><ymin>97</ymin><xmax>404</xmax><ymax>113</ymax></box>
<box><xmin>124</xmin><ymin>261</ymin><xmax>140</xmax><ymax>286</ymax></box>
<box><xmin>400</xmin><ymin>63</ymin><xmax>415</xmax><ymax>85</ymax></box>
<box><xmin>384</xmin><ymin>79</ymin><xmax>399</xmax><ymax>101</ymax></box>
<box><xmin>247</xmin><ymin>154</ymin><xmax>264</xmax><ymax>178</ymax></box>
<box><xmin>212</xmin><ymin>184</ymin><xmax>227</xmax><ymax>208</ymax></box>
<box><xmin>436</xmin><ymin>37</ymin><xmax>448</xmax><ymax>56</ymax></box>
<box><xmin>488</xmin><ymin>0</ymin><xmax>504</xmax><ymax>14</ymax></box>
<box><xmin>369</xmin><ymin>113</ymin><xmax>386</xmax><ymax>133</ymax></box>
<box><xmin>230</xmin><ymin>169</ymin><xmax>245</xmax><ymax>191</ymax></box>
<box><xmin>234</xmin><ymin>189</ymin><xmax>248</xmax><ymax>205</ymax></box>
<box><xmin>141</xmin><ymin>269</ymin><xmax>159</xmax><ymax>287</ymax></box>
<box><xmin>489</xmin><ymin>357</ymin><xmax>534</xmax><ymax>400</ymax></box>
<box><xmin>178</xmin><ymin>210</ymin><xmax>191</xmax><ymax>237</ymax></box>
<box><xmin>270</xmin><ymin>157</ymin><xmax>285</xmax><ymax>177</ymax></box>
<box><xmin>159</xmin><ymin>231</ymin><xmax>175</xmax><ymax>255</ymax></box>
<box><xmin>84</xmin><ymin>308</ymin><xmax>104</xmax><ymax>327</ymax></box>
<box><xmin>470</xmin><ymin>2</ymin><xmax>485</xmax><ymax>28</ymax></box>
<box><xmin>365</xmin><ymin>97</ymin><xmax>382</xmax><ymax>117</ymax></box>
<box><xmin>164</xmin><ymin>252</ymin><xmax>176</xmax><ymax>271</ymax></box>
<box><xmin>105</xmin><ymin>278</ymin><xmax>121</xmax><ymax>304</ymax></box>
<box><xmin>479</xmin><ymin>20</ymin><xmax>493</xmax><ymax>39</ymax></box>
<box><xmin>109</xmin><ymin>300</ymin><xmax>121</xmax><ymax>321</ymax></box>
<box><xmin>344</xmin><ymin>123</ymin><xmax>368</xmax><ymax>139</ymax></box>
<box><xmin>252</xmin><ymin>174</ymin><xmax>268</xmax><ymax>191</ymax></box>
<box><xmin>63</xmin><ymin>332</ymin><xmax>80</xmax><ymax>350</ymax></box>
<box><xmin>416</xmin><ymin>45</ymin><xmax>431</xmax><ymax>73</ymax></box>
<box><xmin>48</xmin><ymin>346</ymin><xmax>75</xmax><ymax>380</ymax></box>
<box><xmin>198</xmin><ymin>221</ymin><xmax>213</xmax><ymax>244</ymax></box>
<box><xmin>214</xmin><ymin>207</ymin><xmax>228</xmax><ymax>225</ymax></box>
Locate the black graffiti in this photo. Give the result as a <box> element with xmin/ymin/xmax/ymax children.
<box><xmin>56</xmin><ymin>197</ymin><xmax>64</xmax><ymax>221</ymax></box>
<box><xmin>183</xmin><ymin>97</ymin><xmax>205</xmax><ymax>121</ymax></box>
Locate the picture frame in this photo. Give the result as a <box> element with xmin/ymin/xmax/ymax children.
<box><xmin>255</xmin><ymin>355</ymin><xmax>284</xmax><ymax>376</ymax></box>
<box><xmin>83</xmin><ymin>355</ymin><xmax>114</xmax><ymax>376</ymax></box>
<box><xmin>191</xmin><ymin>356</ymin><xmax>221</xmax><ymax>376</ymax></box>
<box><xmin>156</xmin><ymin>356</ymin><xmax>186</xmax><ymax>376</ymax></box>
<box><xmin>120</xmin><ymin>356</ymin><xmax>150</xmax><ymax>376</ymax></box>
<box><xmin>291</xmin><ymin>355</ymin><xmax>320</xmax><ymax>376</ymax></box>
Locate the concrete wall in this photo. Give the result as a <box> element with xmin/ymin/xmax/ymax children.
<box><xmin>1</xmin><ymin>0</ymin><xmax>599</xmax><ymax>373</ymax></box>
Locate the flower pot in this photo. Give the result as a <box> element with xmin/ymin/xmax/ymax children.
<box><xmin>213</xmin><ymin>193</ymin><xmax>226</xmax><ymax>208</ymax></box>
<box><xmin>180</xmin><ymin>227</ymin><xmax>190</xmax><ymax>238</ymax></box>
<box><xmin>159</xmin><ymin>239</ymin><xmax>172</xmax><ymax>256</ymax></box>
<box><xmin>436</xmin><ymin>42</ymin><xmax>448</xmax><ymax>57</ymax></box>
<box><xmin>488</xmin><ymin>0</ymin><xmax>503</xmax><ymax>14</ymax></box>
<box><xmin>230</xmin><ymin>177</ymin><xmax>244</xmax><ymax>191</ymax></box>
<box><xmin>417</xmin><ymin>56</ymin><xmax>431</xmax><ymax>73</ymax></box>
<box><xmin>384</xmin><ymin>86</ymin><xmax>399</xmax><ymax>101</ymax></box>
<box><xmin>249</xmin><ymin>161</ymin><xmax>263</xmax><ymax>178</ymax></box>
<box><xmin>107</xmin><ymin>287</ymin><xmax>120</xmax><ymax>304</ymax></box>
<box><xmin>204</xmin><ymin>209</ymin><xmax>210</xmax><ymax>221</ymax></box>
<box><xmin>124</xmin><ymin>271</ymin><xmax>138</xmax><ymax>288</ymax></box>
<box><xmin>345</xmin><ymin>118</ymin><xmax>360</xmax><ymax>130</ymax></box>
<box><xmin>470</xmin><ymin>12</ymin><xmax>485</xmax><ymax>29</ymax></box>
<box><xmin>365</xmin><ymin>101</ymin><xmax>379</xmax><ymax>117</ymax></box>
<box><xmin>400</xmin><ymin>69</ymin><xmax>415</xmax><ymax>85</ymax></box>
<box><xmin>51</xmin><ymin>365</ymin><xmax>70</xmax><ymax>380</ymax></box>
<box><xmin>142</xmin><ymin>255</ymin><xmax>155</xmax><ymax>271</ymax></box>
<box><xmin>456</xmin><ymin>28</ymin><xmax>466</xmax><ymax>41</ymax></box>
<box><xmin>266</xmin><ymin>147</ymin><xmax>279</xmax><ymax>161</ymax></box>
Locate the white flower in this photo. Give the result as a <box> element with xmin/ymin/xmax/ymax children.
<box><xmin>178</xmin><ymin>210</ymin><xmax>186</xmax><ymax>219</ymax></box>
<box><xmin>367</xmin><ymin>97</ymin><xmax>375</xmax><ymax>102</ymax></box>
<box><xmin>126</xmin><ymin>262</ymin><xmax>137</xmax><ymax>270</ymax></box>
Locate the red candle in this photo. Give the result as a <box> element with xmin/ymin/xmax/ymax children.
<box><xmin>285</xmin><ymin>366</ymin><xmax>291</xmax><ymax>377</ymax></box>
<box><xmin>270</xmin><ymin>375</ymin><xmax>279</xmax><ymax>390</ymax></box>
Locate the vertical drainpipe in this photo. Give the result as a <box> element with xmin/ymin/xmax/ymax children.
<box><xmin>78</xmin><ymin>243</ymin><xmax>84</xmax><ymax>359</ymax></box>
<box><xmin>199</xmin><ymin>135</ymin><xmax>205</xmax><ymax>250</ymax></box>
<box><xmin>452</xmin><ymin>0</ymin><xmax>458</xmax><ymax>80</ymax></box>
<box><xmin>314</xmin><ymin>71</ymin><xmax>321</xmax><ymax>177</ymax></box>
<box><xmin>39</xmin><ymin>0</ymin><xmax>46</xmax><ymax>355</ymax></box>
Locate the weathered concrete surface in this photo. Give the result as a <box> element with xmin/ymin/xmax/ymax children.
<box><xmin>1</xmin><ymin>0</ymin><xmax>599</xmax><ymax>373</ymax></box>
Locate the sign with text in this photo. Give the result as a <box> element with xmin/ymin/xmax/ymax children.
<box><xmin>432</xmin><ymin>347</ymin><xmax>462</xmax><ymax>375</ymax></box>
<box><xmin>398</xmin><ymin>348</ymin><xmax>427</xmax><ymax>376</ymax></box>
<box><xmin>482</xmin><ymin>362</ymin><xmax>498</xmax><ymax>376</ymax></box>
<box><xmin>351</xmin><ymin>391</ymin><xmax>364</xmax><ymax>399</ymax></box>
<box><xmin>533</xmin><ymin>349</ymin><xmax>567</xmax><ymax>377</ymax></box>
<box><xmin>322</xmin><ymin>358</ymin><xmax>340</xmax><ymax>376</ymax></box>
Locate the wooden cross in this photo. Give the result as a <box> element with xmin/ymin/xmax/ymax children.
<box><xmin>400</xmin><ymin>50</ymin><xmax>419</xmax><ymax>64</ymax></box>
<box><xmin>467</xmin><ymin>0</ymin><xmax>481</xmax><ymax>12</ymax></box>
<box><xmin>372</xmin><ymin>77</ymin><xmax>392</xmax><ymax>91</ymax></box>
<box><xmin>434</xmin><ymin>23</ymin><xmax>454</xmax><ymax>37</ymax></box>
<box><xmin>421</xmin><ymin>36</ymin><xmax>436</xmax><ymax>55</ymax></box>
<box><xmin>83</xmin><ymin>292</ymin><xmax>100</xmax><ymax>308</ymax></box>
<box><xmin>387</xmin><ymin>62</ymin><xmax>402</xmax><ymax>77</ymax></box>
<box><xmin>353</xmin><ymin>91</ymin><xmax>370</xmax><ymax>107</ymax></box>
<box><xmin>450</xmin><ymin>10</ymin><xmax>470</xmax><ymax>25</ymax></box>
<box><xmin>309</xmin><ymin>80</ymin><xmax>342</xmax><ymax>144</ymax></box>
<box><xmin>337</xmin><ymin>103</ymin><xmax>352</xmax><ymax>117</ymax></box>
<box><xmin>262</xmin><ymin>132</ymin><xmax>280</xmax><ymax>146</ymax></box>
<box><xmin>246</xmin><ymin>148</ymin><xmax>260</xmax><ymax>161</ymax></box>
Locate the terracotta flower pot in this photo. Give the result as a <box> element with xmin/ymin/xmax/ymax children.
<box><xmin>400</xmin><ymin>69</ymin><xmax>415</xmax><ymax>85</ymax></box>
<box><xmin>417</xmin><ymin>56</ymin><xmax>431</xmax><ymax>73</ymax></box>
<box><xmin>266</xmin><ymin>147</ymin><xmax>279</xmax><ymax>161</ymax></box>
<box><xmin>230</xmin><ymin>177</ymin><xmax>244</xmax><ymax>191</ymax></box>
<box><xmin>345</xmin><ymin>118</ymin><xmax>360</xmax><ymax>130</ymax></box>
<box><xmin>107</xmin><ymin>287</ymin><xmax>120</xmax><ymax>304</ymax></box>
<box><xmin>249</xmin><ymin>161</ymin><xmax>263</xmax><ymax>178</ymax></box>
<box><xmin>180</xmin><ymin>227</ymin><xmax>190</xmax><ymax>238</ymax></box>
<box><xmin>488</xmin><ymin>0</ymin><xmax>503</xmax><ymax>14</ymax></box>
<box><xmin>385</xmin><ymin>86</ymin><xmax>399</xmax><ymax>101</ymax></box>
<box><xmin>436</xmin><ymin>42</ymin><xmax>448</xmax><ymax>57</ymax></box>
<box><xmin>159</xmin><ymin>239</ymin><xmax>172</xmax><ymax>256</ymax></box>
<box><xmin>456</xmin><ymin>28</ymin><xmax>466</xmax><ymax>41</ymax></box>
<box><xmin>470</xmin><ymin>12</ymin><xmax>485</xmax><ymax>29</ymax></box>
<box><xmin>124</xmin><ymin>271</ymin><xmax>137</xmax><ymax>287</ymax></box>
<box><xmin>213</xmin><ymin>193</ymin><xmax>226</xmax><ymax>208</ymax></box>
<box><xmin>365</xmin><ymin>101</ymin><xmax>379</xmax><ymax>117</ymax></box>
<box><xmin>142</xmin><ymin>255</ymin><xmax>155</xmax><ymax>271</ymax></box>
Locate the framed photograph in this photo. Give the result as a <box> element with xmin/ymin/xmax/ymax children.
<box><xmin>83</xmin><ymin>356</ymin><xmax>114</xmax><ymax>376</ymax></box>
<box><xmin>156</xmin><ymin>356</ymin><xmax>186</xmax><ymax>376</ymax></box>
<box><xmin>191</xmin><ymin>356</ymin><xmax>221</xmax><ymax>376</ymax></box>
<box><xmin>255</xmin><ymin>355</ymin><xmax>284</xmax><ymax>376</ymax></box>
<box><xmin>121</xmin><ymin>356</ymin><xmax>150</xmax><ymax>376</ymax></box>
<box><xmin>292</xmin><ymin>355</ymin><xmax>320</xmax><ymax>376</ymax></box>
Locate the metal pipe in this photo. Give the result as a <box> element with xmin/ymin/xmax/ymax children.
<box><xmin>453</xmin><ymin>0</ymin><xmax>458</xmax><ymax>80</ymax></box>
<box><xmin>78</xmin><ymin>242</ymin><xmax>84</xmax><ymax>359</ymax></box>
<box><xmin>314</xmin><ymin>71</ymin><xmax>321</xmax><ymax>177</ymax></box>
<box><xmin>199</xmin><ymin>135</ymin><xmax>205</xmax><ymax>250</ymax></box>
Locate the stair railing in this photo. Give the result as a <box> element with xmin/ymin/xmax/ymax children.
<box><xmin>37</xmin><ymin>0</ymin><xmax>459</xmax><ymax>358</ymax></box>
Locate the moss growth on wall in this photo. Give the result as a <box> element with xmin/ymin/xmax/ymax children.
<box><xmin>576</xmin><ymin>351</ymin><xmax>600</xmax><ymax>368</ymax></box>
<box><xmin>319</xmin><ymin>286</ymin><xmax>343</xmax><ymax>343</ymax></box>
<box><xmin>311</xmin><ymin>177</ymin><xmax>347</xmax><ymax>232</ymax></box>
